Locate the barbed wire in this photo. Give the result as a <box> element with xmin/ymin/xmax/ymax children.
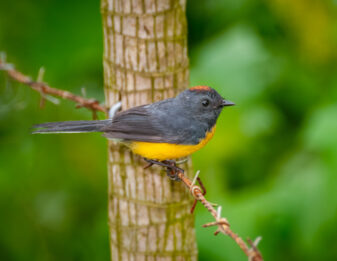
<box><xmin>0</xmin><ymin>55</ymin><xmax>107</xmax><ymax>119</ymax></box>
<box><xmin>177</xmin><ymin>169</ymin><xmax>263</xmax><ymax>261</ymax></box>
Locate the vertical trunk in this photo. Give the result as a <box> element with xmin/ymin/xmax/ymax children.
<box><xmin>101</xmin><ymin>0</ymin><xmax>197</xmax><ymax>260</ymax></box>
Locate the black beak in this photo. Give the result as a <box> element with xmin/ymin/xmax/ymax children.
<box><xmin>221</xmin><ymin>99</ymin><xmax>235</xmax><ymax>107</ymax></box>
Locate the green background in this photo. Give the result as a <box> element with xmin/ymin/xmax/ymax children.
<box><xmin>1</xmin><ymin>0</ymin><xmax>337</xmax><ymax>260</ymax></box>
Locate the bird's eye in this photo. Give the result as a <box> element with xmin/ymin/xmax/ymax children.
<box><xmin>202</xmin><ymin>99</ymin><xmax>210</xmax><ymax>107</ymax></box>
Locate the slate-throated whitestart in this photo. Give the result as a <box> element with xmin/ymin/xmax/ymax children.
<box><xmin>33</xmin><ymin>86</ymin><xmax>234</xmax><ymax>164</ymax></box>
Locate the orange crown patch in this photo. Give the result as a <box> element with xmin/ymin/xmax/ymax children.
<box><xmin>189</xmin><ymin>86</ymin><xmax>211</xmax><ymax>92</ymax></box>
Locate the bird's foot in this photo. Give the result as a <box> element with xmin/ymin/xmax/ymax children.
<box><xmin>163</xmin><ymin>160</ymin><xmax>184</xmax><ymax>181</ymax></box>
<box><xmin>143</xmin><ymin>159</ymin><xmax>183</xmax><ymax>181</ymax></box>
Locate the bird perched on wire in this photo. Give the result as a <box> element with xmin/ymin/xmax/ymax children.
<box><xmin>33</xmin><ymin>86</ymin><xmax>234</xmax><ymax>176</ymax></box>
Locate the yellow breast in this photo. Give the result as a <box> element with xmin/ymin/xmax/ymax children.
<box><xmin>130</xmin><ymin>126</ymin><xmax>216</xmax><ymax>160</ymax></box>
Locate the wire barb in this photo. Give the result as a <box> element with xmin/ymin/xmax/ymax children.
<box><xmin>189</xmin><ymin>172</ymin><xmax>207</xmax><ymax>213</ymax></box>
<box><xmin>175</xmin><ymin>158</ymin><xmax>188</xmax><ymax>165</ymax></box>
<box><xmin>37</xmin><ymin>67</ymin><xmax>45</xmax><ymax>82</ymax></box>
<box><xmin>217</xmin><ymin>205</ymin><xmax>222</xmax><ymax>219</ymax></box>
<box><xmin>190</xmin><ymin>170</ymin><xmax>200</xmax><ymax>189</ymax></box>
<box><xmin>109</xmin><ymin>101</ymin><xmax>122</xmax><ymax>118</ymax></box>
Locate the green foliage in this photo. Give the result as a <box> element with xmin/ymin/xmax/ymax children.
<box><xmin>188</xmin><ymin>1</ymin><xmax>337</xmax><ymax>260</ymax></box>
<box><xmin>1</xmin><ymin>0</ymin><xmax>337</xmax><ymax>260</ymax></box>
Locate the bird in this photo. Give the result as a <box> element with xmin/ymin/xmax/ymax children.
<box><xmin>33</xmin><ymin>86</ymin><xmax>234</xmax><ymax>174</ymax></box>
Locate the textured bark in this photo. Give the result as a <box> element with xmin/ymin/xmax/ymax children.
<box><xmin>101</xmin><ymin>0</ymin><xmax>197</xmax><ymax>260</ymax></box>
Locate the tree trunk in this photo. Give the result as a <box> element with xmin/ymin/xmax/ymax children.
<box><xmin>101</xmin><ymin>0</ymin><xmax>197</xmax><ymax>260</ymax></box>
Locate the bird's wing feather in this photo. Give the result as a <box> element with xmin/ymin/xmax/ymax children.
<box><xmin>102</xmin><ymin>101</ymin><xmax>204</xmax><ymax>144</ymax></box>
<box><xmin>102</xmin><ymin>105</ymin><xmax>168</xmax><ymax>142</ymax></box>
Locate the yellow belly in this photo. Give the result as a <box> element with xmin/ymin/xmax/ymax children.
<box><xmin>130</xmin><ymin>126</ymin><xmax>216</xmax><ymax>160</ymax></box>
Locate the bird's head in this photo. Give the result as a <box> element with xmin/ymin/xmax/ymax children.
<box><xmin>177</xmin><ymin>86</ymin><xmax>234</xmax><ymax>126</ymax></box>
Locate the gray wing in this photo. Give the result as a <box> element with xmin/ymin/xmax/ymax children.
<box><xmin>102</xmin><ymin>104</ymin><xmax>168</xmax><ymax>142</ymax></box>
<box><xmin>102</xmin><ymin>100</ymin><xmax>206</xmax><ymax>144</ymax></box>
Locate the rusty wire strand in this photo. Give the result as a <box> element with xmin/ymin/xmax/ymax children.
<box><xmin>0</xmin><ymin>58</ymin><xmax>107</xmax><ymax>116</ymax></box>
<box><xmin>177</xmin><ymin>170</ymin><xmax>263</xmax><ymax>261</ymax></box>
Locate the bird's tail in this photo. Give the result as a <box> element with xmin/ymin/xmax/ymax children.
<box><xmin>32</xmin><ymin>120</ymin><xmax>111</xmax><ymax>134</ymax></box>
